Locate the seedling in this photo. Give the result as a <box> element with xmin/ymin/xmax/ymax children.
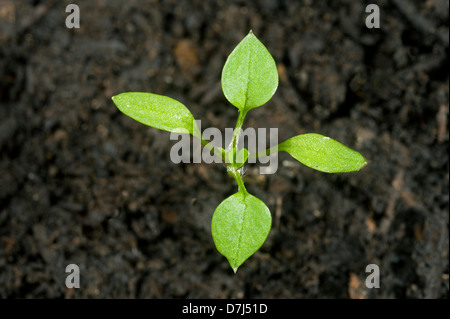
<box><xmin>112</xmin><ymin>31</ymin><xmax>366</xmax><ymax>272</ymax></box>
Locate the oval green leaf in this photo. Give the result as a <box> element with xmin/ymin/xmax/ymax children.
<box><xmin>112</xmin><ymin>92</ymin><xmax>197</xmax><ymax>135</ymax></box>
<box><xmin>221</xmin><ymin>31</ymin><xmax>278</xmax><ymax>112</ymax></box>
<box><xmin>211</xmin><ymin>192</ymin><xmax>272</xmax><ymax>273</ymax></box>
<box><xmin>279</xmin><ymin>133</ymin><xmax>367</xmax><ymax>173</ymax></box>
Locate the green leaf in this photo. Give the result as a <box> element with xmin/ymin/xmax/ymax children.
<box><xmin>112</xmin><ymin>92</ymin><xmax>197</xmax><ymax>135</ymax></box>
<box><xmin>221</xmin><ymin>31</ymin><xmax>278</xmax><ymax>112</ymax></box>
<box><xmin>211</xmin><ymin>192</ymin><xmax>272</xmax><ymax>272</ymax></box>
<box><xmin>278</xmin><ymin>133</ymin><xmax>367</xmax><ymax>173</ymax></box>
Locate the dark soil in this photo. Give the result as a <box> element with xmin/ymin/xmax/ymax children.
<box><xmin>0</xmin><ymin>0</ymin><xmax>448</xmax><ymax>298</ymax></box>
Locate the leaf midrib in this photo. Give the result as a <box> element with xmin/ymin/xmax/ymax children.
<box><xmin>243</xmin><ymin>39</ymin><xmax>252</xmax><ymax>111</ymax></box>
<box><xmin>232</xmin><ymin>193</ymin><xmax>248</xmax><ymax>269</ymax></box>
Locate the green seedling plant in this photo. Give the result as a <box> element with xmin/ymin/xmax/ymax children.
<box><xmin>112</xmin><ymin>31</ymin><xmax>366</xmax><ymax>273</ymax></box>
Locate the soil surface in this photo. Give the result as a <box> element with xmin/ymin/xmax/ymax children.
<box><xmin>0</xmin><ymin>0</ymin><xmax>448</xmax><ymax>298</ymax></box>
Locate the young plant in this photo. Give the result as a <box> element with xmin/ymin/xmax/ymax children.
<box><xmin>112</xmin><ymin>31</ymin><xmax>366</xmax><ymax>273</ymax></box>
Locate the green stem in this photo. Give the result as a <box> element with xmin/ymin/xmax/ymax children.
<box><xmin>223</xmin><ymin>109</ymin><xmax>252</xmax><ymax>195</ymax></box>
<box><xmin>229</xmin><ymin>167</ymin><xmax>248</xmax><ymax>195</ymax></box>
<box><xmin>227</xmin><ymin>109</ymin><xmax>248</xmax><ymax>152</ymax></box>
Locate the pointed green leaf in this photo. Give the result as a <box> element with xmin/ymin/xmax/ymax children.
<box><xmin>211</xmin><ymin>192</ymin><xmax>272</xmax><ymax>272</ymax></box>
<box><xmin>221</xmin><ymin>31</ymin><xmax>278</xmax><ymax>112</ymax></box>
<box><xmin>279</xmin><ymin>133</ymin><xmax>367</xmax><ymax>173</ymax></box>
<box><xmin>112</xmin><ymin>92</ymin><xmax>197</xmax><ymax>135</ymax></box>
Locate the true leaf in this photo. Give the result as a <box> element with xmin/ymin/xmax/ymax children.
<box><xmin>112</xmin><ymin>92</ymin><xmax>197</xmax><ymax>135</ymax></box>
<box><xmin>211</xmin><ymin>192</ymin><xmax>272</xmax><ymax>272</ymax></box>
<box><xmin>221</xmin><ymin>31</ymin><xmax>278</xmax><ymax>112</ymax></box>
<box><xmin>278</xmin><ymin>133</ymin><xmax>367</xmax><ymax>173</ymax></box>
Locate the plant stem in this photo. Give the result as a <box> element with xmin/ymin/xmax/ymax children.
<box><xmin>229</xmin><ymin>167</ymin><xmax>248</xmax><ymax>195</ymax></box>
<box><xmin>225</xmin><ymin>109</ymin><xmax>250</xmax><ymax>195</ymax></box>
<box><xmin>227</xmin><ymin>109</ymin><xmax>248</xmax><ymax>152</ymax></box>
